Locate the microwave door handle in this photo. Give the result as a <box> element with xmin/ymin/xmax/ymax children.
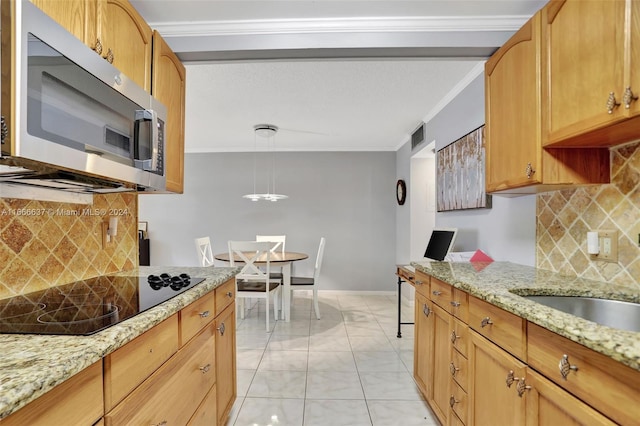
<box><xmin>150</xmin><ymin>109</ymin><xmax>159</xmax><ymax>171</ymax></box>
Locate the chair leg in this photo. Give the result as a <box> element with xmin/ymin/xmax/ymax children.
<box><xmin>240</xmin><ymin>298</ymin><xmax>246</xmax><ymax>320</ymax></box>
<box><xmin>265</xmin><ymin>292</ymin><xmax>270</xmax><ymax>332</ymax></box>
<box><xmin>273</xmin><ymin>287</ymin><xmax>280</xmax><ymax>324</ymax></box>
<box><xmin>313</xmin><ymin>287</ymin><xmax>321</xmax><ymax>319</ymax></box>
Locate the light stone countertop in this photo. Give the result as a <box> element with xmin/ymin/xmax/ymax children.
<box><xmin>0</xmin><ymin>266</ymin><xmax>240</xmax><ymax>420</ymax></box>
<box><xmin>411</xmin><ymin>260</ymin><xmax>640</xmax><ymax>371</ymax></box>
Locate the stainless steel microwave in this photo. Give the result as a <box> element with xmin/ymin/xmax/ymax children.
<box><xmin>0</xmin><ymin>1</ymin><xmax>167</xmax><ymax>191</ymax></box>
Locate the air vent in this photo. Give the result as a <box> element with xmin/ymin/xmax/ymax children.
<box><xmin>411</xmin><ymin>123</ymin><xmax>425</xmax><ymax>150</ymax></box>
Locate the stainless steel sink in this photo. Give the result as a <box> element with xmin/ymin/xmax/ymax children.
<box><xmin>523</xmin><ymin>296</ymin><xmax>640</xmax><ymax>332</ymax></box>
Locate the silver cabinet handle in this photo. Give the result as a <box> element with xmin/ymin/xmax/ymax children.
<box><xmin>623</xmin><ymin>87</ymin><xmax>638</xmax><ymax>108</ymax></box>
<box><xmin>422</xmin><ymin>304</ymin><xmax>431</xmax><ymax>317</ymax></box>
<box><xmin>480</xmin><ymin>317</ymin><xmax>493</xmax><ymax>328</ymax></box>
<box><xmin>607</xmin><ymin>91</ymin><xmax>620</xmax><ymax>114</ymax></box>
<box><xmin>525</xmin><ymin>162</ymin><xmax>536</xmax><ymax>179</ymax></box>
<box><xmin>450</xmin><ymin>331</ymin><xmax>459</xmax><ymax>343</ymax></box>
<box><xmin>199</xmin><ymin>310</ymin><xmax>210</xmax><ymax>318</ymax></box>
<box><xmin>449</xmin><ymin>395</ymin><xmax>459</xmax><ymax>408</ymax></box>
<box><xmin>432</xmin><ymin>290</ymin><xmax>442</xmax><ymax>296</ymax></box>
<box><xmin>199</xmin><ymin>363</ymin><xmax>211</xmax><ymax>373</ymax></box>
<box><xmin>415</xmin><ymin>280</ymin><xmax>424</xmax><ymax>286</ymax></box>
<box><xmin>217</xmin><ymin>322</ymin><xmax>226</xmax><ymax>336</ymax></box>
<box><xmin>450</xmin><ymin>301</ymin><xmax>461</xmax><ymax>308</ymax></box>
<box><xmin>559</xmin><ymin>354</ymin><xmax>578</xmax><ymax>379</ymax></box>
<box><xmin>227</xmin><ymin>291</ymin><xmax>233</xmax><ymax>297</ymax></box>
<box><xmin>449</xmin><ymin>362</ymin><xmax>459</xmax><ymax>377</ymax></box>
<box><xmin>516</xmin><ymin>379</ymin><xmax>531</xmax><ymax>397</ymax></box>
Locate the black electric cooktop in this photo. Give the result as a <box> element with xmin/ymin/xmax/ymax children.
<box><xmin>0</xmin><ymin>273</ymin><xmax>205</xmax><ymax>336</ymax></box>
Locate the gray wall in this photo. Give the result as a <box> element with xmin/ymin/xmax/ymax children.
<box><xmin>427</xmin><ymin>73</ymin><xmax>536</xmax><ymax>266</ymax></box>
<box><xmin>139</xmin><ymin>151</ymin><xmax>397</xmax><ymax>291</ymax></box>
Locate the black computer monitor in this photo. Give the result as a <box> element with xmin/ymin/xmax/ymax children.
<box><xmin>424</xmin><ymin>228</ymin><xmax>457</xmax><ymax>261</ymax></box>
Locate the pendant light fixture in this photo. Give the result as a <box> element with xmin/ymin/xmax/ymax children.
<box><xmin>242</xmin><ymin>124</ymin><xmax>289</xmax><ymax>202</ymax></box>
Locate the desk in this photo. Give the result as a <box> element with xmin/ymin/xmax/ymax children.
<box><xmin>396</xmin><ymin>265</ymin><xmax>416</xmax><ymax>338</ymax></box>
<box><xmin>214</xmin><ymin>251</ymin><xmax>309</xmax><ymax>322</ymax></box>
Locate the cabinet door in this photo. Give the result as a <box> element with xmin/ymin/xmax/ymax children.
<box><xmin>152</xmin><ymin>31</ymin><xmax>186</xmax><ymax>193</ymax></box>
<box><xmin>30</xmin><ymin>0</ymin><xmax>97</xmax><ymax>45</ymax></box>
<box><xmin>485</xmin><ymin>13</ymin><xmax>542</xmax><ymax>192</ymax></box>
<box><xmin>413</xmin><ymin>292</ymin><xmax>434</xmax><ymax>399</ymax></box>
<box><xmin>629</xmin><ymin>0</ymin><xmax>640</xmax><ymax>117</ymax></box>
<box><xmin>215</xmin><ymin>303</ymin><xmax>237</xmax><ymax>426</ymax></box>
<box><xmin>524</xmin><ymin>369</ymin><xmax>616</xmax><ymax>426</ymax></box>
<box><xmin>469</xmin><ymin>330</ymin><xmax>526</xmax><ymax>426</ymax></box>
<box><xmin>543</xmin><ymin>0</ymin><xmax>626</xmax><ymax>145</ymax></box>
<box><xmin>430</xmin><ymin>303</ymin><xmax>450</xmax><ymax>425</ymax></box>
<box><xmin>97</xmin><ymin>0</ymin><xmax>152</xmax><ymax>91</ymax></box>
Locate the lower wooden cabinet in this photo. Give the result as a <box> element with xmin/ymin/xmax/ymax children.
<box><xmin>188</xmin><ymin>384</ymin><xmax>218</xmax><ymax>426</ymax></box>
<box><xmin>413</xmin><ymin>292</ymin><xmax>433</xmax><ymax>399</ymax></box>
<box><xmin>104</xmin><ymin>325</ymin><xmax>216</xmax><ymax>425</ymax></box>
<box><xmin>468</xmin><ymin>330</ymin><xmax>527</xmax><ymax>426</ymax></box>
<box><xmin>413</xmin><ymin>272</ymin><xmax>633</xmax><ymax>426</ymax></box>
<box><xmin>215</xmin><ymin>302</ymin><xmax>237</xmax><ymax>426</ymax></box>
<box><xmin>0</xmin><ymin>361</ymin><xmax>103</xmax><ymax>426</ymax></box>
<box><xmin>524</xmin><ymin>369</ymin><xmax>615</xmax><ymax>426</ymax></box>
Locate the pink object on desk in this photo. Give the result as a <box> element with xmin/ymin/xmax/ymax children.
<box><xmin>470</xmin><ymin>249</ymin><xmax>493</xmax><ymax>271</ymax></box>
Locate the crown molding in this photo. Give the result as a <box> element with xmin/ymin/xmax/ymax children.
<box><xmin>151</xmin><ymin>15</ymin><xmax>530</xmax><ymax>38</ymax></box>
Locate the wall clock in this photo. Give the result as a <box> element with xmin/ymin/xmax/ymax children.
<box><xmin>396</xmin><ymin>179</ymin><xmax>406</xmax><ymax>205</ymax></box>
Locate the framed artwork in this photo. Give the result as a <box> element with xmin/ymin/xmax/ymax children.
<box><xmin>436</xmin><ymin>125</ymin><xmax>492</xmax><ymax>212</ymax></box>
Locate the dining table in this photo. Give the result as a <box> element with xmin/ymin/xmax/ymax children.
<box><xmin>214</xmin><ymin>251</ymin><xmax>309</xmax><ymax>322</ymax></box>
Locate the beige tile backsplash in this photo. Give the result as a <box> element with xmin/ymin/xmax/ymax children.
<box><xmin>537</xmin><ymin>141</ymin><xmax>640</xmax><ymax>288</ymax></box>
<box><xmin>0</xmin><ymin>193</ymin><xmax>138</xmax><ymax>299</ymax></box>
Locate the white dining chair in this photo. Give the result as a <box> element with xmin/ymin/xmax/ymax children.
<box><xmin>290</xmin><ymin>237</ymin><xmax>325</xmax><ymax>319</ymax></box>
<box><xmin>256</xmin><ymin>235</ymin><xmax>286</xmax><ymax>281</ymax></box>
<box><xmin>195</xmin><ymin>236</ymin><xmax>214</xmax><ymax>267</ymax></box>
<box><xmin>228</xmin><ymin>240</ymin><xmax>281</xmax><ymax>332</ymax></box>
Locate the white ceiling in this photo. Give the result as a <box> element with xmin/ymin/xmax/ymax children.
<box><xmin>129</xmin><ymin>0</ymin><xmax>547</xmax><ymax>153</ymax></box>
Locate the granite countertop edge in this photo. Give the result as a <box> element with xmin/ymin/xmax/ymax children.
<box><xmin>410</xmin><ymin>260</ymin><xmax>640</xmax><ymax>372</ymax></box>
<box><xmin>0</xmin><ymin>266</ymin><xmax>240</xmax><ymax>420</ymax></box>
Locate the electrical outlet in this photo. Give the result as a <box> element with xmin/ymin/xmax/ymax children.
<box><xmin>590</xmin><ymin>230</ymin><xmax>618</xmax><ymax>263</ymax></box>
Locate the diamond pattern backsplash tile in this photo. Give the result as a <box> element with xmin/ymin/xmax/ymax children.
<box><xmin>0</xmin><ymin>193</ymin><xmax>138</xmax><ymax>299</ymax></box>
<box><xmin>537</xmin><ymin>141</ymin><xmax>640</xmax><ymax>289</ymax></box>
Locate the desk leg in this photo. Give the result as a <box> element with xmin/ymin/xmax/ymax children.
<box><xmin>283</xmin><ymin>262</ymin><xmax>291</xmax><ymax>322</ymax></box>
<box><xmin>397</xmin><ymin>276</ymin><xmax>403</xmax><ymax>338</ymax></box>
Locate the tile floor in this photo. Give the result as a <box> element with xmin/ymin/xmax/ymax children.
<box><xmin>228</xmin><ymin>291</ymin><xmax>439</xmax><ymax>425</ymax></box>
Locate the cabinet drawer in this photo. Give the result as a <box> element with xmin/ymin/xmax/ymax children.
<box><xmin>451</xmin><ymin>317</ymin><xmax>469</xmax><ymax>358</ymax></box>
<box><xmin>105</xmin><ymin>325</ymin><xmax>216</xmax><ymax>426</ymax></box>
<box><xmin>1</xmin><ymin>361</ymin><xmax>103</xmax><ymax>426</ymax></box>
<box><xmin>469</xmin><ymin>296</ymin><xmax>526</xmax><ymax>360</ymax></box>
<box><xmin>413</xmin><ymin>271</ymin><xmax>430</xmax><ymax>297</ymax></box>
<box><xmin>181</xmin><ymin>290</ymin><xmax>216</xmax><ymax>345</ymax></box>
<box><xmin>104</xmin><ymin>314</ymin><xmax>179</xmax><ymax>410</ymax></box>
<box><xmin>528</xmin><ymin>323</ymin><xmax>640</xmax><ymax>426</ymax></box>
<box><xmin>449</xmin><ymin>381</ymin><xmax>468</xmax><ymax>425</ymax></box>
<box><xmin>215</xmin><ymin>278</ymin><xmax>235</xmax><ymax>316</ymax></box>
<box><xmin>188</xmin><ymin>383</ymin><xmax>217</xmax><ymax>426</ymax></box>
<box><xmin>430</xmin><ymin>277</ymin><xmax>452</xmax><ymax>310</ymax></box>
<box><xmin>450</xmin><ymin>348</ymin><xmax>468</xmax><ymax>391</ymax></box>
<box><xmin>450</xmin><ymin>288</ymin><xmax>468</xmax><ymax>323</ymax></box>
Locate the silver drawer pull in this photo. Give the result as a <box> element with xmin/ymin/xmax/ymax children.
<box><xmin>152</xmin><ymin>421</ymin><xmax>167</xmax><ymax>426</ymax></box>
<box><xmin>227</xmin><ymin>291</ymin><xmax>233</xmax><ymax>297</ymax></box>
<box><xmin>199</xmin><ymin>310</ymin><xmax>210</xmax><ymax>318</ymax></box>
<box><xmin>449</xmin><ymin>362</ymin><xmax>459</xmax><ymax>377</ymax></box>
<box><xmin>217</xmin><ymin>322</ymin><xmax>226</xmax><ymax>336</ymax></box>
<box><xmin>516</xmin><ymin>379</ymin><xmax>531</xmax><ymax>397</ymax></box>
<box><xmin>450</xmin><ymin>301</ymin><xmax>461</xmax><ymax>308</ymax></box>
<box><xmin>432</xmin><ymin>290</ymin><xmax>442</xmax><ymax>296</ymax></box>
<box><xmin>450</xmin><ymin>331</ymin><xmax>459</xmax><ymax>343</ymax></box>
<box><xmin>449</xmin><ymin>395</ymin><xmax>459</xmax><ymax>408</ymax></box>
<box><xmin>199</xmin><ymin>363</ymin><xmax>211</xmax><ymax>373</ymax></box>
<box><xmin>559</xmin><ymin>354</ymin><xmax>578</xmax><ymax>379</ymax></box>
<box><xmin>480</xmin><ymin>317</ymin><xmax>493</xmax><ymax>328</ymax></box>
<box><xmin>415</xmin><ymin>280</ymin><xmax>424</xmax><ymax>286</ymax></box>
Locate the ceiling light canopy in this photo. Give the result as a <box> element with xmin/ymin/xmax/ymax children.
<box><xmin>242</xmin><ymin>124</ymin><xmax>289</xmax><ymax>202</ymax></box>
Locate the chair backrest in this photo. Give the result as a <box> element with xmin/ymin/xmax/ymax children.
<box><xmin>256</xmin><ymin>235</ymin><xmax>286</xmax><ymax>254</ymax></box>
<box><xmin>313</xmin><ymin>237</ymin><xmax>326</xmax><ymax>280</ymax></box>
<box><xmin>195</xmin><ymin>236</ymin><xmax>214</xmax><ymax>267</ymax></box>
<box><xmin>228</xmin><ymin>240</ymin><xmax>272</xmax><ymax>280</ymax></box>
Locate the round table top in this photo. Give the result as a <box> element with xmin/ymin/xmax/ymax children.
<box><xmin>214</xmin><ymin>251</ymin><xmax>309</xmax><ymax>264</ymax></box>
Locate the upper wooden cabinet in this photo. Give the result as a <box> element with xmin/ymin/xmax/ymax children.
<box><xmin>485</xmin><ymin>11</ymin><xmax>610</xmax><ymax>194</ymax></box>
<box><xmin>152</xmin><ymin>31</ymin><xmax>186</xmax><ymax>194</ymax></box>
<box><xmin>97</xmin><ymin>0</ymin><xmax>152</xmax><ymax>92</ymax></box>
<box><xmin>30</xmin><ymin>0</ymin><xmax>97</xmax><ymax>44</ymax></box>
<box><xmin>31</xmin><ymin>0</ymin><xmax>152</xmax><ymax>92</ymax></box>
<box><xmin>542</xmin><ymin>0</ymin><xmax>640</xmax><ymax>148</ymax></box>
